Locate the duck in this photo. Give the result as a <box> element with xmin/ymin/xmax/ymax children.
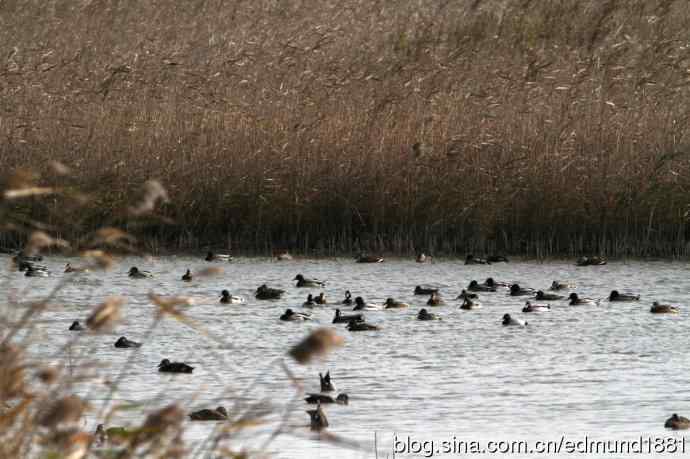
<box><xmin>502</xmin><ymin>313</ymin><xmax>527</xmax><ymax>327</ymax></box>
<box><xmin>158</xmin><ymin>359</ymin><xmax>194</xmax><ymax>373</ymax></box>
<box><xmin>13</xmin><ymin>253</ymin><xmax>43</xmax><ymax>271</ymax></box>
<box><xmin>353</xmin><ymin>296</ymin><xmax>381</xmax><ymax>310</ymax></box>
<box><xmin>305</xmin><ymin>393</ymin><xmax>349</xmax><ymax>405</ymax></box>
<box><xmin>417</xmin><ymin>308</ymin><xmax>441</xmax><ymax>320</ymax></box>
<box><xmin>342</xmin><ymin>291</ymin><xmax>353</xmax><ymax>305</ymax></box>
<box><xmin>355</xmin><ymin>254</ymin><xmax>383</xmax><ymax>263</ymax></box>
<box><xmin>303</xmin><ymin>294</ymin><xmax>317</xmax><ymax>307</ymax></box>
<box><xmin>15</xmin><ymin>259</ymin><xmax>38</xmax><ymax>272</ymax></box>
<box><xmin>384</xmin><ymin>298</ymin><xmax>409</xmax><ymax>309</ymax></box>
<box><xmin>483</xmin><ymin>277</ymin><xmax>510</xmax><ymax>288</ymax></box>
<box><xmin>522</xmin><ymin>301</ymin><xmax>551</xmax><ymax>313</ymax></box>
<box><xmin>550</xmin><ymin>280</ymin><xmax>574</xmax><ymax>291</ymax></box>
<box><xmin>314</xmin><ymin>292</ymin><xmax>327</xmax><ymax>305</ymax></box>
<box><xmin>609</xmin><ymin>290</ymin><xmax>640</xmax><ymax>302</ymax></box>
<box><xmin>650</xmin><ymin>302</ymin><xmax>680</xmax><ymax>314</ymax></box>
<box><xmin>416</xmin><ymin>253</ymin><xmax>432</xmax><ymax>263</ymax></box>
<box><xmin>114</xmin><ymin>336</ymin><xmax>142</xmax><ymax>348</ymax></box>
<box><xmin>465</xmin><ymin>254</ymin><xmax>489</xmax><ymax>265</ymax></box>
<box><xmin>568</xmin><ymin>293</ymin><xmax>600</xmax><ymax>306</ymax></box>
<box><xmin>25</xmin><ymin>265</ymin><xmax>50</xmax><ymax>277</ymax></box>
<box><xmin>181</xmin><ymin>269</ymin><xmax>192</xmax><ymax>281</ymax></box>
<box><xmin>64</xmin><ymin>263</ymin><xmax>88</xmax><ymax>273</ymax></box>
<box><xmin>294</xmin><ymin>274</ymin><xmax>326</xmax><ymax>288</ymax></box>
<box><xmin>414</xmin><ymin>285</ymin><xmax>438</xmax><ymax>295</ymax></box>
<box><xmin>69</xmin><ymin>320</ymin><xmax>84</xmax><ymax>331</ymax></box>
<box><xmin>427</xmin><ymin>292</ymin><xmax>444</xmax><ymax>306</ymax></box>
<box><xmin>205</xmin><ymin>251</ymin><xmax>232</xmax><ymax>262</ymax></box>
<box><xmin>189</xmin><ymin>406</ymin><xmax>228</xmax><ymax>421</ymax></box>
<box><xmin>510</xmin><ymin>284</ymin><xmax>535</xmax><ymax>296</ymax></box>
<box><xmin>460</xmin><ymin>298</ymin><xmax>482</xmax><ymax>310</ymax></box>
<box><xmin>467</xmin><ymin>280</ymin><xmax>496</xmax><ymax>292</ymax></box>
<box><xmin>94</xmin><ymin>424</ymin><xmax>131</xmax><ymax>446</ymax></box>
<box><xmin>332</xmin><ymin>309</ymin><xmax>363</xmax><ymax>324</ymax></box>
<box><xmin>536</xmin><ymin>290</ymin><xmax>563</xmax><ymax>301</ymax></box>
<box><xmin>456</xmin><ymin>289</ymin><xmax>478</xmax><ymax>300</ymax></box>
<box><xmin>307</xmin><ymin>403</ymin><xmax>328</xmax><ymax>431</ymax></box>
<box><xmin>347</xmin><ymin>319</ymin><xmax>380</xmax><ymax>331</ymax></box>
<box><xmin>576</xmin><ymin>256</ymin><xmax>607</xmax><ymax>266</ymax></box>
<box><xmin>128</xmin><ymin>267</ymin><xmax>152</xmax><ymax>278</ymax></box>
<box><xmin>280</xmin><ymin>309</ymin><xmax>313</xmax><ymax>321</ymax></box>
<box><xmin>487</xmin><ymin>255</ymin><xmax>509</xmax><ymax>263</ymax></box>
<box><xmin>220</xmin><ymin>290</ymin><xmax>245</xmax><ymax>304</ymax></box>
<box><xmin>664</xmin><ymin>413</ymin><xmax>690</xmax><ymax>430</ymax></box>
<box><xmin>255</xmin><ymin>284</ymin><xmax>284</xmax><ymax>300</ymax></box>
<box><xmin>320</xmin><ymin>371</ymin><xmax>336</xmax><ymax>392</ymax></box>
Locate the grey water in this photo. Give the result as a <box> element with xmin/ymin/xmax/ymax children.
<box><xmin>3</xmin><ymin>256</ymin><xmax>690</xmax><ymax>458</ymax></box>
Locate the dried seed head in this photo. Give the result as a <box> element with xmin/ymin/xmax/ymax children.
<box><xmin>80</xmin><ymin>250</ymin><xmax>115</xmax><ymax>270</ymax></box>
<box><xmin>38</xmin><ymin>395</ymin><xmax>87</xmax><ymax>428</ymax></box>
<box><xmin>128</xmin><ymin>180</ymin><xmax>169</xmax><ymax>216</ymax></box>
<box><xmin>86</xmin><ymin>297</ymin><xmax>123</xmax><ymax>332</ymax></box>
<box><xmin>288</xmin><ymin>328</ymin><xmax>344</xmax><ymax>364</ymax></box>
<box><xmin>48</xmin><ymin>160</ymin><xmax>71</xmax><ymax>176</ymax></box>
<box><xmin>0</xmin><ymin>345</ymin><xmax>26</xmax><ymax>399</ymax></box>
<box><xmin>196</xmin><ymin>266</ymin><xmax>224</xmax><ymax>277</ymax></box>
<box><xmin>93</xmin><ymin>227</ymin><xmax>136</xmax><ymax>246</ymax></box>
<box><xmin>137</xmin><ymin>404</ymin><xmax>184</xmax><ymax>442</ymax></box>
<box><xmin>24</xmin><ymin>231</ymin><xmax>70</xmax><ymax>256</ymax></box>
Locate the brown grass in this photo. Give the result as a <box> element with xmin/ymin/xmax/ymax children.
<box><xmin>1</xmin><ymin>0</ymin><xmax>689</xmax><ymax>256</ymax></box>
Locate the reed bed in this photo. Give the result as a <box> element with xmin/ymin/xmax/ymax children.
<box><xmin>1</xmin><ymin>0</ymin><xmax>689</xmax><ymax>256</ymax></box>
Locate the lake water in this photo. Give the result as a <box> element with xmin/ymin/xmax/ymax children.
<box><xmin>3</xmin><ymin>256</ymin><xmax>690</xmax><ymax>458</ymax></box>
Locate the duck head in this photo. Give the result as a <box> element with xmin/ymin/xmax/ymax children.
<box><xmin>221</xmin><ymin>290</ymin><xmax>230</xmax><ymax>298</ymax></box>
<box><xmin>466</xmin><ymin>254</ymin><xmax>474</xmax><ymax>262</ymax></box>
<box><xmin>320</xmin><ymin>371</ymin><xmax>335</xmax><ymax>391</ymax></box>
<box><xmin>284</xmin><ymin>309</ymin><xmax>294</xmax><ymax>316</ymax></box>
<box><xmin>536</xmin><ymin>290</ymin><xmax>545</xmax><ymax>299</ymax></box>
<box><xmin>128</xmin><ymin>267</ymin><xmax>139</xmax><ymax>275</ymax></box>
<box><xmin>345</xmin><ymin>290</ymin><xmax>351</xmax><ymax>299</ymax></box>
<box><xmin>384</xmin><ymin>298</ymin><xmax>395</xmax><ymax>306</ymax></box>
<box><xmin>335</xmin><ymin>309</ymin><xmax>341</xmax><ymax>317</ymax></box>
<box><xmin>568</xmin><ymin>293</ymin><xmax>579</xmax><ymax>301</ymax></box>
<box><xmin>216</xmin><ymin>406</ymin><xmax>228</xmax><ymax>417</ymax></box>
<box><xmin>294</xmin><ymin>274</ymin><xmax>305</xmax><ymax>281</ymax></box>
<box><xmin>419</xmin><ymin>308</ymin><xmax>428</xmax><ymax>316</ymax></box>
<box><xmin>414</xmin><ymin>286</ymin><xmax>423</xmax><ymax>293</ymax></box>
<box><xmin>502</xmin><ymin>313</ymin><xmax>512</xmax><ymax>325</ymax></box>
<box><xmin>115</xmin><ymin>337</ymin><xmax>128</xmax><ymax>346</ymax></box>
<box><xmin>485</xmin><ymin>278</ymin><xmax>495</xmax><ymax>287</ymax></box>
<box><xmin>510</xmin><ymin>284</ymin><xmax>520</xmax><ymax>293</ymax></box>
<box><xmin>158</xmin><ymin>359</ymin><xmax>171</xmax><ymax>367</ymax></box>
<box><xmin>69</xmin><ymin>320</ymin><xmax>82</xmax><ymax>330</ymax></box>
<box><xmin>609</xmin><ymin>290</ymin><xmax>619</xmax><ymax>300</ymax></box>
<box><xmin>336</xmin><ymin>394</ymin><xmax>349</xmax><ymax>405</ymax></box>
<box><xmin>468</xmin><ymin>280</ymin><xmax>478</xmax><ymax>287</ymax></box>
<box><xmin>306</xmin><ymin>294</ymin><xmax>313</xmax><ymax>302</ymax></box>
<box><xmin>354</xmin><ymin>296</ymin><xmax>365</xmax><ymax>307</ymax></box>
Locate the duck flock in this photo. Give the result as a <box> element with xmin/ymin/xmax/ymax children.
<box><xmin>8</xmin><ymin>250</ymin><xmax>689</xmax><ymax>443</ymax></box>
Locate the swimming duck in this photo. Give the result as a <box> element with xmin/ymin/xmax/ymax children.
<box><xmin>280</xmin><ymin>309</ymin><xmax>313</xmax><ymax>321</ymax></box>
<box><xmin>576</xmin><ymin>256</ymin><xmax>607</xmax><ymax>266</ymax></box>
<box><xmin>220</xmin><ymin>290</ymin><xmax>245</xmax><ymax>304</ymax></box>
<box><xmin>550</xmin><ymin>280</ymin><xmax>574</xmax><ymax>291</ymax></box>
<box><xmin>484</xmin><ymin>277</ymin><xmax>510</xmax><ymax>288</ymax></box>
<box><xmin>414</xmin><ymin>286</ymin><xmax>439</xmax><ymax>295</ymax></box>
<box><xmin>353</xmin><ymin>296</ymin><xmax>381</xmax><ymax>310</ymax></box>
<box><xmin>416</xmin><ymin>253</ymin><xmax>432</xmax><ymax>263</ymax></box>
<box><xmin>128</xmin><ymin>267</ymin><xmax>152</xmax><ymax>278</ymax></box>
<box><xmin>502</xmin><ymin>313</ymin><xmax>527</xmax><ymax>327</ymax></box>
<box><xmin>294</xmin><ymin>274</ymin><xmax>326</xmax><ymax>288</ymax></box>
<box><xmin>181</xmin><ymin>269</ymin><xmax>192</xmax><ymax>281</ymax></box>
<box><xmin>522</xmin><ymin>301</ymin><xmax>551</xmax><ymax>313</ymax></box>
<box><xmin>456</xmin><ymin>290</ymin><xmax>478</xmax><ymax>300</ymax></box>
<box><xmin>25</xmin><ymin>265</ymin><xmax>49</xmax><ymax>277</ymax></box>
<box><xmin>355</xmin><ymin>254</ymin><xmax>384</xmax><ymax>263</ymax></box>
<box><xmin>69</xmin><ymin>320</ymin><xmax>84</xmax><ymax>331</ymax></box>
<box><xmin>64</xmin><ymin>263</ymin><xmax>89</xmax><ymax>273</ymax></box>
<box><xmin>427</xmin><ymin>292</ymin><xmax>444</xmax><ymax>306</ymax></box>
<box><xmin>467</xmin><ymin>280</ymin><xmax>496</xmax><ymax>292</ymax></box>
<box><xmin>536</xmin><ymin>290</ymin><xmax>563</xmax><ymax>301</ymax></box>
<box><xmin>650</xmin><ymin>302</ymin><xmax>680</xmax><ymax>314</ymax></box>
<box><xmin>465</xmin><ymin>254</ymin><xmax>489</xmax><ymax>265</ymax></box>
<box><xmin>303</xmin><ymin>294</ymin><xmax>317</xmax><ymax>307</ymax></box>
<box><xmin>205</xmin><ymin>251</ymin><xmax>232</xmax><ymax>262</ymax></box>
<box><xmin>417</xmin><ymin>308</ymin><xmax>441</xmax><ymax>320</ymax></box>
<box><xmin>342</xmin><ymin>291</ymin><xmax>353</xmax><ymax>305</ymax></box>
<box><xmin>94</xmin><ymin>425</ymin><xmax>130</xmax><ymax>445</ymax></box>
<box><xmin>314</xmin><ymin>292</ymin><xmax>327</xmax><ymax>305</ymax></box>
<box><xmin>568</xmin><ymin>293</ymin><xmax>600</xmax><ymax>306</ymax></box>
<box><xmin>384</xmin><ymin>298</ymin><xmax>409</xmax><ymax>309</ymax></box>
<box><xmin>255</xmin><ymin>284</ymin><xmax>284</xmax><ymax>300</ymax></box>
<box><xmin>332</xmin><ymin>309</ymin><xmax>363</xmax><ymax>324</ymax></box>
<box><xmin>460</xmin><ymin>298</ymin><xmax>482</xmax><ymax>310</ymax></box>
<box><xmin>664</xmin><ymin>414</ymin><xmax>690</xmax><ymax>430</ymax></box>
<box><xmin>320</xmin><ymin>371</ymin><xmax>336</xmax><ymax>392</ymax></box>
<box><xmin>487</xmin><ymin>255</ymin><xmax>509</xmax><ymax>263</ymax></box>
<box><xmin>305</xmin><ymin>393</ymin><xmax>349</xmax><ymax>405</ymax></box>
<box><xmin>609</xmin><ymin>290</ymin><xmax>640</xmax><ymax>302</ymax></box>
<box><xmin>158</xmin><ymin>359</ymin><xmax>194</xmax><ymax>373</ymax></box>
<box><xmin>114</xmin><ymin>336</ymin><xmax>142</xmax><ymax>348</ymax></box>
<box><xmin>307</xmin><ymin>403</ymin><xmax>328</xmax><ymax>431</ymax></box>
<box><xmin>189</xmin><ymin>406</ymin><xmax>228</xmax><ymax>421</ymax></box>
<box><xmin>347</xmin><ymin>319</ymin><xmax>380</xmax><ymax>331</ymax></box>
<box><xmin>510</xmin><ymin>284</ymin><xmax>535</xmax><ymax>296</ymax></box>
